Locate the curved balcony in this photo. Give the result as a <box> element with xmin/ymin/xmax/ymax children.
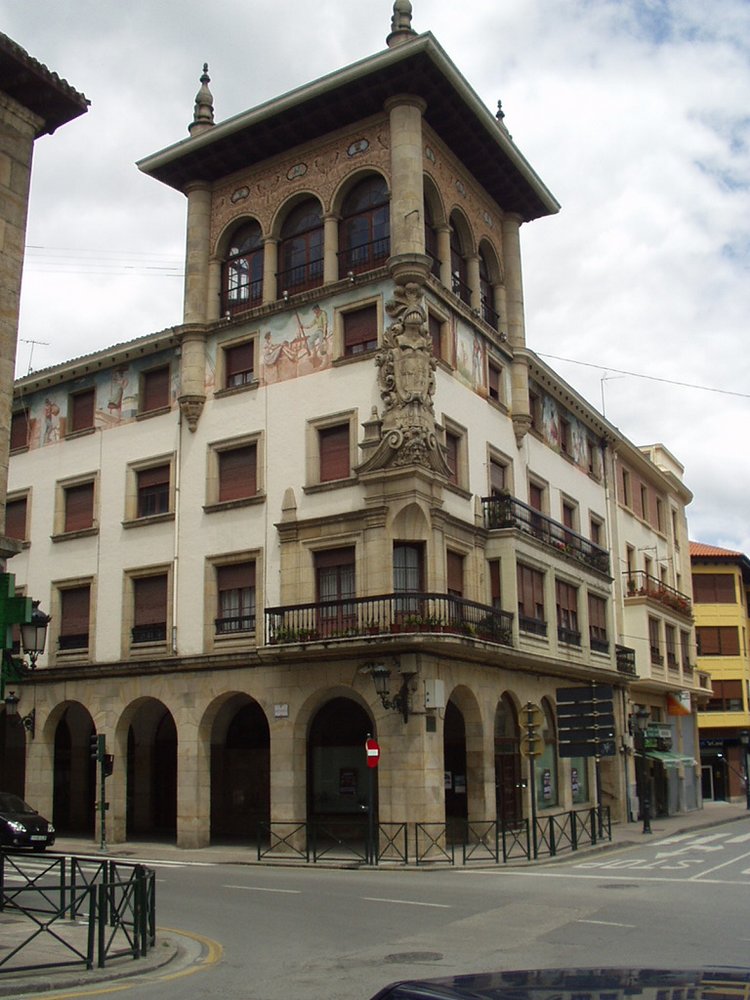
<box><xmin>482</xmin><ymin>494</ymin><xmax>610</xmax><ymax>575</ymax></box>
<box><xmin>623</xmin><ymin>571</ymin><xmax>693</xmax><ymax>620</ymax></box>
<box><xmin>265</xmin><ymin>592</ymin><xmax>514</xmax><ymax>647</ymax></box>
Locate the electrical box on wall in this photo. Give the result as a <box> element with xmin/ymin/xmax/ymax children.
<box><xmin>424</xmin><ymin>679</ymin><xmax>446</xmax><ymax>711</ymax></box>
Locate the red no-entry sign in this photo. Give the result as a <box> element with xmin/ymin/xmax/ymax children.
<box><xmin>365</xmin><ymin>737</ymin><xmax>380</xmax><ymax>769</ymax></box>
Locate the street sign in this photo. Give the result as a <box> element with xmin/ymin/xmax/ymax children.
<box><xmin>556</xmin><ymin>684</ymin><xmax>616</xmax><ymax>758</ymax></box>
<box><xmin>365</xmin><ymin>737</ymin><xmax>380</xmax><ymax>769</ymax></box>
<box><xmin>521</xmin><ymin>703</ymin><xmax>544</xmax><ymax>729</ymax></box>
<box><xmin>520</xmin><ymin>733</ymin><xmax>544</xmax><ymax>758</ymax></box>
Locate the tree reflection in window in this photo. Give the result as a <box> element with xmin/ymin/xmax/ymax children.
<box><xmin>223</xmin><ymin>221</ymin><xmax>263</xmax><ymax>314</ymax></box>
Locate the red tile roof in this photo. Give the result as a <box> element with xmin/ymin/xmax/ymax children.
<box><xmin>689</xmin><ymin>541</ymin><xmax>744</xmax><ymax>558</ymax></box>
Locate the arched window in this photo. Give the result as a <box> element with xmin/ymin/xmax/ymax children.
<box><xmin>424</xmin><ymin>198</ymin><xmax>441</xmax><ymax>278</ymax></box>
<box><xmin>450</xmin><ymin>217</ymin><xmax>470</xmax><ymax>304</ymax></box>
<box><xmin>338</xmin><ymin>176</ymin><xmax>390</xmax><ymax>277</ymax></box>
<box><xmin>223</xmin><ymin>221</ymin><xmax>263</xmax><ymax>315</ymax></box>
<box><xmin>278</xmin><ymin>199</ymin><xmax>324</xmax><ymax>293</ymax></box>
<box><xmin>479</xmin><ymin>248</ymin><xmax>498</xmax><ymax>327</ymax></box>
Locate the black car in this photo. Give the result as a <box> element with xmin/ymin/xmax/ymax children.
<box><xmin>369</xmin><ymin>967</ymin><xmax>750</xmax><ymax>999</ymax></box>
<box><xmin>0</xmin><ymin>792</ymin><xmax>55</xmax><ymax>850</ymax></box>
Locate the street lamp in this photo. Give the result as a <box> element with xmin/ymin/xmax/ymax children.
<box><xmin>20</xmin><ymin>601</ymin><xmax>51</xmax><ymax>669</ymax></box>
<box><xmin>632</xmin><ymin>706</ymin><xmax>652</xmax><ymax>834</ymax></box>
<box><xmin>3</xmin><ymin>690</ymin><xmax>35</xmax><ymax>738</ymax></box>
<box><xmin>367</xmin><ymin>662</ymin><xmax>414</xmax><ymax>723</ymax></box>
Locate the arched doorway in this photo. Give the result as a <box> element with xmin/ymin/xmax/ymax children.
<box><xmin>307</xmin><ymin>698</ymin><xmax>374</xmax><ymax>828</ymax></box>
<box><xmin>211</xmin><ymin>699</ymin><xmax>270</xmax><ymax>842</ymax></box>
<box><xmin>126</xmin><ymin>701</ymin><xmax>177</xmax><ymax>841</ymax></box>
<box><xmin>494</xmin><ymin>696</ymin><xmax>522</xmax><ymax>826</ymax></box>
<box><xmin>444</xmin><ymin>700</ymin><xmax>468</xmax><ymax>838</ymax></box>
<box><xmin>53</xmin><ymin>704</ymin><xmax>95</xmax><ymax>836</ymax></box>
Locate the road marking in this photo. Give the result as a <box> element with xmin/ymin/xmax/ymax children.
<box><xmin>223</xmin><ymin>885</ymin><xmax>301</xmax><ymax>894</ymax></box>
<box><xmin>690</xmin><ymin>848</ymin><xmax>750</xmax><ymax>880</ymax></box>
<box><xmin>576</xmin><ymin>919</ymin><xmax>635</xmax><ymax>928</ymax></box>
<box><xmin>362</xmin><ymin>896</ymin><xmax>451</xmax><ymax>908</ymax></box>
<box><xmin>459</xmin><ymin>869</ymin><xmax>750</xmax><ymax>886</ymax></box>
<box><xmin>727</xmin><ymin>833</ymin><xmax>750</xmax><ymax>844</ymax></box>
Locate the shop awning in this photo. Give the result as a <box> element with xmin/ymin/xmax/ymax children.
<box><xmin>645</xmin><ymin>750</ymin><xmax>696</xmax><ymax>769</ymax></box>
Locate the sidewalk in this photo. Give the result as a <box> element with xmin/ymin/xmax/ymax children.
<box><xmin>1</xmin><ymin>801</ymin><xmax>747</xmax><ymax>996</ymax></box>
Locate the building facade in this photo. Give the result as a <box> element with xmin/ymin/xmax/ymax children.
<box><xmin>691</xmin><ymin>542</ymin><xmax>750</xmax><ymax>803</ymax></box>
<box><xmin>2</xmin><ymin>4</ymin><xmax>703</xmax><ymax>850</ymax></box>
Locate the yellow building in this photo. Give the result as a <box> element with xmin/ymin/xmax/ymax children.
<box><xmin>691</xmin><ymin>542</ymin><xmax>750</xmax><ymax>803</ymax></box>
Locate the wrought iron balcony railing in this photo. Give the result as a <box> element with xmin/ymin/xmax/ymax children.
<box><xmin>482</xmin><ymin>494</ymin><xmax>610</xmax><ymax>575</ymax></box>
<box><xmin>616</xmin><ymin>644</ymin><xmax>637</xmax><ymax>677</ymax></box>
<box><xmin>337</xmin><ymin>237</ymin><xmax>390</xmax><ymax>277</ymax></box>
<box><xmin>265</xmin><ymin>592</ymin><xmax>514</xmax><ymax>647</ymax></box>
<box><xmin>623</xmin><ymin>571</ymin><xmax>693</xmax><ymax>618</ymax></box>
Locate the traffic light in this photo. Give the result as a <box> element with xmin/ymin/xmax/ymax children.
<box><xmin>103</xmin><ymin>754</ymin><xmax>114</xmax><ymax>778</ymax></box>
<box><xmin>89</xmin><ymin>733</ymin><xmax>105</xmax><ymax>762</ymax></box>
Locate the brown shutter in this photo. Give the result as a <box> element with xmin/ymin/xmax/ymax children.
<box><xmin>429</xmin><ymin>314</ymin><xmax>442</xmax><ymax>358</ymax></box>
<box><xmin>490</xmin><ymin>461</ymin><xmax>505</xmax><ymax>495</ymax></box>
<box><xmin>70</xmin><ymin>389</ymin><xmax>95</xmax><ymax>431</ymax></box>
<box><xmin>61</xmin><ymin>587</ymin><xmax>90</xmax><ymax>636</ymax></box>
<box><xmin>319</xmin><ymin>425</ymin><xmax>350</xmax><ymax>482</ymax></box>
<box><xmin>10</xmin><ymin>411</ymin><xmax>29</xmax><ymax>450</ymax></box>
<box><xmin>588</xmin><ymin>594</ymin><xmax>606</xmax><ymax>630</ymax></box>
<box><xmin>314</xmin><ymin>547</ymin><xmax>355</xmax><ymax>570</ymax></box>
<box><xmin>217</xmin><ymin>562</ymin><xmax>255</xmax><ymax>591</ymax></box>
<box><xmin>138</xmin><ymin>465</ymin><xmax>169</xmax><ymax>489</ymax></box>
<box><xmin>447</xmin><ymin>551</ymin><xmax>463</xmax><ymax>597</ymax></box>
<box><xmin>343</xmin><ymin>306</ymin><xmax>377</xmax><ymax>356</ymax></box>
<box><xmin>219</xmin><ymin>445</ymin><xmax>257</xmax><ymax>501</ymax></box>
<box><xmin>134</xmin><ymin>576</ymin><xmax>167</xmax><ymax>626</ymax></box>
<box><xmin>142</xmin><ymin>366</ymin><xmax>169</xmax><ymax>411</ymax></box>
<box><xmin>489</xmin><ymin>560</ymin><xmax>501</xmax><ymax>608</ymax></box>
<box><xmin>225</xmin><ymin>342</ymin><xmax>254</xmax><ymax>385</ymax></box>
<box><xmin>529</xmin><ymin>483</ymin><xmax>543</xmax><ymax>511</ymax></box>
<box><xmin>5</xmin><ymin>498</ymin><xmax>27</xmax><ymax>540</ymax></box>
<box><xmin>445</xmin><ymin>433</ymin><xmax>459</xmax><ymax>484</ymax></box>
<box><xmin>64</xmin><ymin>482</ymin><xmax>94</xmax><ymax>532</ymax></box>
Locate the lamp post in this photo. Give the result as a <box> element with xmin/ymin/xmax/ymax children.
<box><xmin>740</xmin><ymin>732</ymin><xmax>750</xmax><ymax>811</ymax></box>
<box><xmin>367</xmin><ymin>662</ymin><xmax>413</xmax><ymax>723</ymax></box>
<box><xmin>632</xmin><ymin>706</ymin><xmax>652</xmax><ymax>834</ymax></box>
<box><xmin>1</xmin><ymin>600</ymin><xmax>50</xmax><ymax>739</ymax></box>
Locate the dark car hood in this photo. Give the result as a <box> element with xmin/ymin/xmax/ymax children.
<box><xmin>369</xmin><ymin>967</ymin><xmax>750</xmax><ymax>1000</ymax></box>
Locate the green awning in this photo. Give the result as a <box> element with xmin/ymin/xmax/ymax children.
<box><xmin>645</xmin><ymin>750</ymin><xmax>696</xmax><ymax>769</ymax></box>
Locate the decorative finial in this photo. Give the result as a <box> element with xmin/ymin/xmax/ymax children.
<box><xmin>495</xmin><ymin>100</ymin><xmax>512</xmax><ymax>140</ymax></box>
<box><xmin>387</xmin><ymin>0</ymin><xmax>416</xmax><ymax>47</ymax></box>
<box><xmin>189</xmin><ymin>63</ymin><xmax>214</xmax><ymax>136</ymax></box>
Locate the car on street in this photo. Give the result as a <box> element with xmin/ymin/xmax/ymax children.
<box><xmin>0</xmin><ymin>792</ymin><xmax>55</xmax><ymax>850</ymax></box>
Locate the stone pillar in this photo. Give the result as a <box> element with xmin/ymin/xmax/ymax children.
<box><xmin>182</xmin><ymin>181</ymin><xmax>212</xmax><ymax>324</ymax></box>
<box><xmin>176</xmin><ymin>727</ymin><xmax>211</xmax><ymax>848</ymax></box>
<box><xmin>262</xmin><ymin>238</ymin><xmax>278</xmax><ymax>305</ymax></box>
<box><xmin>436</xmin><ymin>224</ymin><xmax>452</xmax><ymax>287</ymax></box>
<box><xmin>0</xmin><ymin>96</ymin><xmax>39</xmax><ymax>554</ymax></box>
<box><xmin>466</xmin><ymin>254</ymin><xmax>481</xmax><ymax>311</ymax></box>
<box><xmin>269</xmin><ymin>721</ymin><xmax>307</xmax><ymax>858</ymax></box>
<box><xmin>207</xmin><ymin>258</ymin><xmax>221</xmax><ymax>322</ymax></box>
<box><xmin>494</xmin><ymin>282</ymin><xmax>508</xmax><ymax>336</ymax></box>
<box><xmin>376</xmin><ymin>698</ymin><xmax>445</xmax><ymax>827</ymax></box>
<box><xmin>323</xmin><ymin>214</ymin><xmax>339</xmax><ymax>284</ymax></box>
<box><xmin>385</xmin><ymin>95</ymin><xmax>431</xmax><ymax>285</ymax></box>
<box><xmin>178</xmin><ymin>325</ymin><xmax>207</xmax><ymax>431</ymax></box>
<box><xmin>503</xmin><ymin>214</ymin><xmax>531</xmax><ymax>444</ymax></box>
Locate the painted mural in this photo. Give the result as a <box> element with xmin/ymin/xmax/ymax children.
<box><xmin>14</xmin><ymin>350</ymin><xmax>178</xmax><ymax>452</ymax></box>
<box><xmin>532</xmin><ymin>381</ymin><xmax>601</xmax><ymax>477</ymax></box>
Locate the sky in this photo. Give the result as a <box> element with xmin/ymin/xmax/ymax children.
<box><xmin>4</xmin><ymin>0</ymin><xmax>750</xmax><ymax>554</ymax></box>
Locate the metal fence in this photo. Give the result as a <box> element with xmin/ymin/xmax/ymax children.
<box><xmin>0</xmin><ymin>851</ymin><xmax>156</xmax><ymax>976</ymax></box>
<box><xmin>256</xmin><ymin>808</ymin><xmax>610</xmax><ymax>866</ymax></box>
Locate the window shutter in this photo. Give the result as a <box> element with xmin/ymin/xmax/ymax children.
<box><xmin>429</xmin><ymin>314</ymin><xmax>442</xmax><ymax>358</ymax></box>
<box><xmin>319</xmin><ymin>425</ymin><xmax>350</xmax><ymax>482</ymax></box>
<box><xmin>529</xmin><ymin>483</ymin><xmax>543</xmax><ymax>512</ymax></box>
<box><xmin>447</xmin><ymin>551</ymin><xmax>463</xmax><ymax>597</ymax></box>
<box><xmin>134</xmin><ymin>576</ymin><xmax>167</xmax><ymax>626</ymax></box>
<box><xmin>217</xmin><ymin>562</ymin><xmax>255</xmax><ymax>592</ymax></box>
<box><xmin>10</xmin><ymin>411</ymin><xmax>29</xmax><ymax>450</ymax></box>
<box><xmin>138</xmin><ymin>465</ymin><xmax>169</xmax><ymax>490</ymax></box>
<box><xmin>61</xmin><ymin>587</ymin><xmax>90</xmax><ymax>636</ymax></box>
<box><xmin>343</xmin><ymin>306</ymin><xmax>378</xmax><ymax>356</ymax></box>
<box><xmin>489</xmin><ymin>560</ymin><xmax>501</xmax><ymax>608</ymax></box>
<box><xmin>588</xmin><ymin>594</ymin><xmax>607</xmax><ymax>630</ymax></box>
<box><xmin>64</xmin><ymin>482</ymin><xmax>94</xmax><ymax>532</ymax></box>
<box><xmin>445</xmin><ymin>433</ymin><xmax>459</xmax><ymax>484</ymax></box>
<box><xmin>225</xmin><ymin>342</ymin><xmax>254</xmax><ymax>386</ymax></box>
<box><xmin>490</xmin><ymin>461</ymin><xmax>505</xmax><ymax>496</ymax></box>
<box><xmin>142</xmin><ymin>367</ymin><xmax>169</xmax><ymax>412</ymax></box>
<box><xmin>70</xmin><ymin>390</ymin><xmax>95</xmax><ymax>431</ymax></box>
<box><xmin>5</xmin><ymin>498</ymin><xmax>27</xmax><ymax>540</ymax></box>
<box><xmin>219</xmin><ymin>446</ymin><xmax>257</xmax><ymax>501</ymax></box>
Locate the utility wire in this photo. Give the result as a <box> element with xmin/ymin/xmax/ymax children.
<box><xmin>539</xmin><ymin>352</ymin><xmax>750</xmax><ymax>400</ymax></box>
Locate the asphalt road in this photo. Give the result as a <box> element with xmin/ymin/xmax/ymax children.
<box><xmin>21</xmin><ymin>816</ymin><xmax>750</xmax><ymax>1000</ymax></box>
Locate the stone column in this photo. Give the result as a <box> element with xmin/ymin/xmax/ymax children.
<box><xmin>0</xmin><ymin>97</ymin><xmax>40</xmax><ymax>555</ymax></box>
<box><xmin>323</xmin><ymin>214</ymin><xmax>339</xmax><ymax>284</ymax></box>
<box><xmin>262</xmin><ymin>238</ymin><xmax>278</xmax><ymax>305</ymax></box>
<box><xmin>178</xmin><ymin>325</ymin><xmax>207</xmax><ymax>431</ymax></box>
<box><xmin>466</xmin><ymin>254</ymin><xmax>481</xmax><ymax>311</ymax></box>
<box><xmin>385</xmin><ymin>95</ymin><xmax>430</xmax><ymax>285</ymax></box>
<box><xmin>436</xmin><ymin>224</ymin><xmax>452</xmax><ymax>287</ymax></box>
<box><xmin>207</xmin><ymin>258</ymin><xmax>221</xmax><ymax>322</ymax></box>
<box><xmin>503</xmin><ymin>214</ymin><xmax>531</xmax><ymax>444</ymax></box>
<box><xmin>176</xmin><ymin>727</ymin><xmax>211</xmax><ymax>848</ymax></box>
<box><xmin>182</xmin><ymin>181</ymin><xmax>212</xmax><ymax>324</ymax></box>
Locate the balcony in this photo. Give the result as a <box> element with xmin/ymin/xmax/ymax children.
<box><xmin>482</xmin><ymin>494</ymin><xmax>610</xmax><ymax>575</ymax></box>
<box><xmin>616</xmin><ymin>644</ymin><xmax>637</xmax><ymax>677</ymax></box>
<box><xmin>265</xmin><ymin>592</ymin><xmax>513</xmax><ymax>647</ymax></box>
<box><xmin>337</xmin><ymin>237</ymin><xmax>390</xmax><ymax>278</ymax></box>
<box><xmin>624</xmin><ymin>571</ymin><xmax>693</xmax><ymax>619</ymax></box>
